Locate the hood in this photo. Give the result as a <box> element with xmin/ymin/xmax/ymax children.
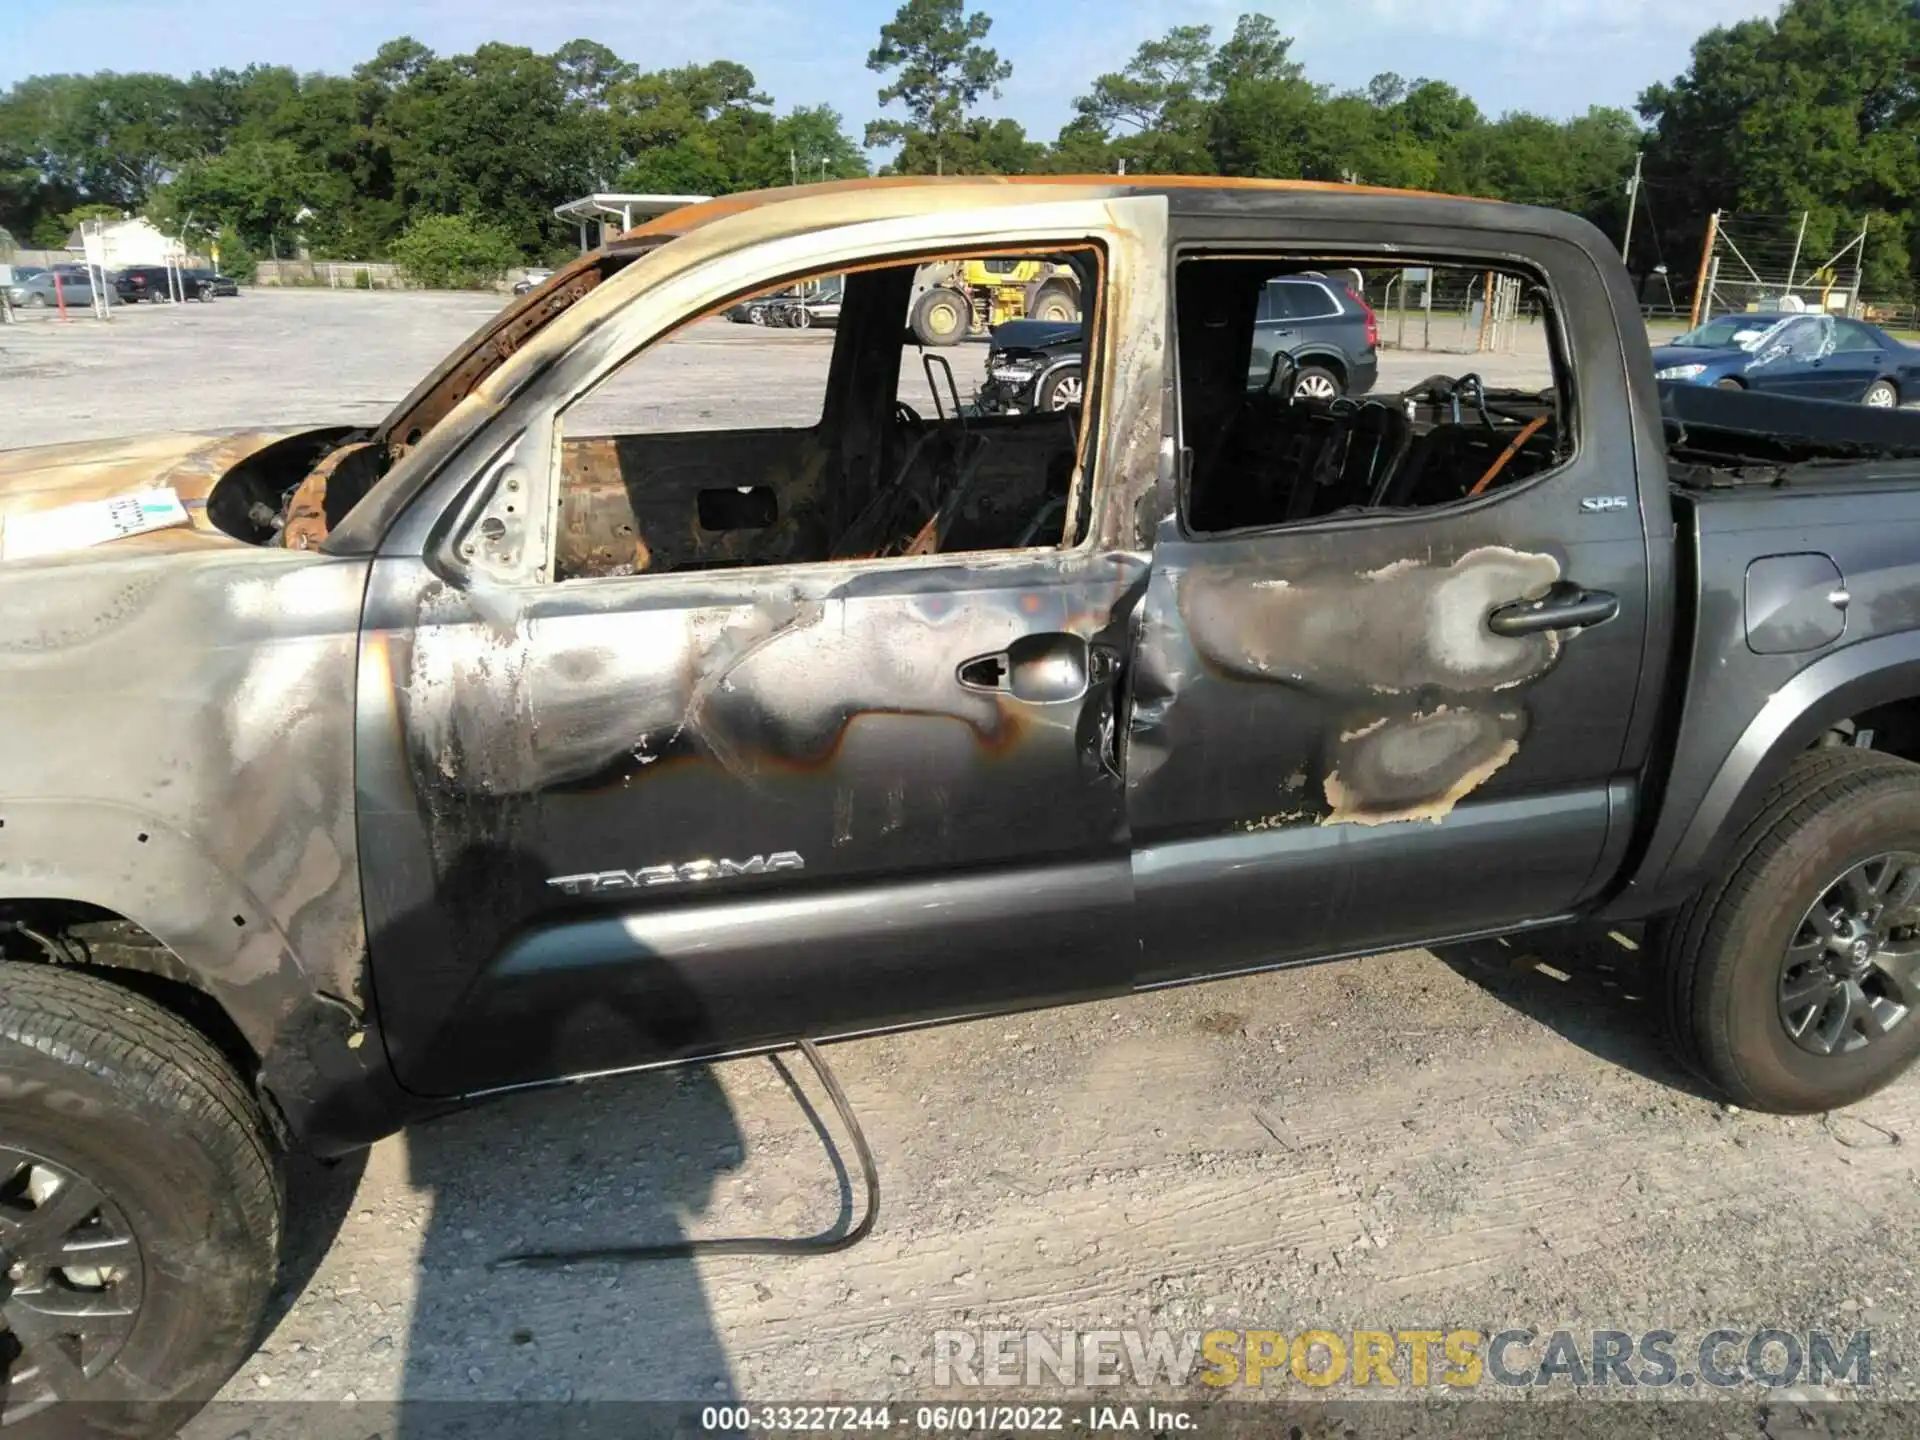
<box><xmin>988</xmin><ymin>318</ymin><xmax>1083</xmax><ymax>353</ymax></box>
<box><xmin>1651</xmin><ymin>344</ymin><xmax>1745</xmax><ymax>371</ymax></box>
<box><xmin>0</xmin><ymin>427</ymin><xmax>356</xmax><ymax>560</ymax></box>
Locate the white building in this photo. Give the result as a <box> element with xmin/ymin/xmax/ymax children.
<box><xmin>62</xmin><ymin>217</ymin><xmax>184</xmax><ymax>269</ymax></box>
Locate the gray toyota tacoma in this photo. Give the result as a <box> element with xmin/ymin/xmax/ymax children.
<box><xmin>6</xmin><ymin>176</ymin><xmax>1920</xmax><ymax>1431</ymax></box>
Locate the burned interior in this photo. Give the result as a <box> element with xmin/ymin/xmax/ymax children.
<box><xmin>551</xmin><ymin>245</ymin><xmax>1102</xmax><ymax>581</ymax></box>
<box><xmin>1177</xmin><ymin>254</ymin><xmax>1570</xmax><ymax>533</ymax></box>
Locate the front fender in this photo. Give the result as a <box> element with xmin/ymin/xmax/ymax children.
<box><xmin>0</xmin><ymin>797</ymin><xmax>405</xmax><ymax>1153</ymax></box>
<box><xmin>0</xmin><ymin>799</ymin><xmax>297</xmax><ymax>1050</ymax></box>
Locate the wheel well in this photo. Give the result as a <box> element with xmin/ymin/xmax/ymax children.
<box><xmin>1831</xmin><ymin>698</ymin><xmax>1920</xmax><ymax>762</ymax></box>
<box><xmin>0</xmin><ymin>899</ymin><xmax>259</xmax><ymax>1089</ymax></box>
<box><xmin>1295</xmin><ymin>352</ymin><xmax>1348</xmax><ymax>385</ymax></box>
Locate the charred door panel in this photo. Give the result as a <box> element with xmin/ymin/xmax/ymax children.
<box><xmin>358</xmin><ymin>549</ymin><xmax>1144</xmax><ymax>1097</ymax></box>
<box><xmin>1128</xmin><ymin>232</ymin><xmax>1654</xmax><ymax>984</ymax></box>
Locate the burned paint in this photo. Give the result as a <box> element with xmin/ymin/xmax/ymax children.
<box><xmin>281</xmin><ymin>440</ymin><xmax>384</xmax><ymax>552</ymax></box>
<box><xmin>1128</xmin><ymin>543</ymin><xmax>1569</xmax><ymax>832</ymax></box>
<box><xmin>0</xmin><ymin>538</ymin><xmax>384</xmax><ymax>1143</ymax></box>
<box><xmin>1180</xmin><ymin>545</ymin><xmax>1562</xmax><ymax>696</ymax></box>
<box><xmin>1322</xmin><ymin>705</ymin><xmax>1527</xmax><ymax>826</ymax></box>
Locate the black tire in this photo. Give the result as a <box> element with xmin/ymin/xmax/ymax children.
<box><xmin>1291</xmin><ymin>364</ymin><xmax>1344</xmax><ymax>402</ymax></box>
<box><xmin>911</xmin><ymin>287</ymin><xmax>970</xmax><ymax>347</ymax></box>
<box><xmin>1035</xmin><ymin>364</ymin><xmax>1084</xmax><ymax>413</ymax></box>
<box><xmin>0</xmin><ymin>964</ymin><xmax>280</xmax><ymax>1435</ymax></box>
<box><xmin>1714</xmin><ymin>377</ymin><xmax>1744</xmax><ymax>390</ymax></box>
<box><xmin>30</xmin><ymin>294</ymin><xmax>48</xmax><ymax>308</ymax></box>
<box><xmin>1658</xmin><ymin>748</ymin><xmax>1920</xmax><ymax>1112</ymax></box>
<box><xmin>1863</xmin><ymin>378</ymin><xmax>1899</xmax><ymax>409</ymax></box>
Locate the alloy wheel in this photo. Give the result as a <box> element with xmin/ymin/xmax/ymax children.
<box><xmin>0</xmin><ymin>1146</ymin><xmax>144</xmax><ymax>1419</ymax></box>
<box><xmin>1046</xmin><ymin>373</ymin><xmax>1083</xmax><ymax>411</ymax></box>
<box><xmin>1293</xmin><ymin>371</ymin><xmax>1339</xmax><ymax>401</ymax></box>
<box><xmin>1779</xmin><ymin>851</ymin><xmax>1920</xmax><ymax>1056</ymax></box>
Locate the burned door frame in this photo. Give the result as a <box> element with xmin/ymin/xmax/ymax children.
<box><xmin>1127</xmin><ymin>213</ymin><xmax>1669</xmax><ymax>987</ymax></box>
<box><xmin>354</xmin><ymin>196</ymin><xmax>1171</xmax><ymax>1098</ymax></box>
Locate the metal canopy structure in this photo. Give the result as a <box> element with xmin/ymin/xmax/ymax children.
<box><xmin>553</xmin><ymin>193</ymin><xmax>709</xmax><ymax>251</ymax></box>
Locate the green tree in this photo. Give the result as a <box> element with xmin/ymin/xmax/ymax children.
<box><xmin>865</xmin><ymin>0</ymin><xmax>1012</xmax><ymax>174</ymax></box>
<box><xmin>389</xmin><ymin>212</ymin><xmax>519</xmax><ymax>288</ymax></box>
<box><xmin>149</xmin><ymin>139</ymin><xmax>326</xmax><ymax>259</ymax></box>
<box><xmin>1641</xmin><ymin>0</ymin><xmax>1920</xmax><ymax>297</ymax></box>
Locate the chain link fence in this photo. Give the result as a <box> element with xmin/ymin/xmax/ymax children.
<box><xmin>1364</xmin><ymin>265</ymin><xmax>1544</xmax><ymax>356</ymax></box>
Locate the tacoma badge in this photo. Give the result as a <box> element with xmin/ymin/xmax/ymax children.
<box><xmin>546</xmin><ymin>851</ymin><xmax>806</xmax><ymax>895</ymax></box>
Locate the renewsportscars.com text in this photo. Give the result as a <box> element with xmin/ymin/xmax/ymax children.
<box><xmin>932</xmin><ymin>1327</ymin><xmax>1873</xmax><ymax>1390</ymax></box>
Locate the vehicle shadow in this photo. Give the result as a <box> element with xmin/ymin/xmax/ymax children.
<box><xmin>270</xmin><ymin>1149</ymin><xmax>368</xmax><ymax>1334</ymax></box>
<box><xmin>369</xmin><ymin>838</ymin><xmax>866</xmax><ymax>1440</ymax></box>
<box><xmin>1429</xmin><ymin>921</ymin><xmax>1724</xmax><ymax>1104</ymax></box>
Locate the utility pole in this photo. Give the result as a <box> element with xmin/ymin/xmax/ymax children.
<box><xmin>1621</xmin><ymin>151</ymin><xmax>1644</xmax><ymax>266</ymax></box>
<box><xmin>1785</xmin><ymin>210</ymin><xmax>1809</xmax><ymax>297</ymax></box>
<box><xmin>1689</xmin><ymin>209</ymin><xmax>1721</xmax><ymax>329</ymax></box>
<box><xmin>790</xmin><ymin>148</ymin><xmax>798</xmax><ymax>186</ymax></box>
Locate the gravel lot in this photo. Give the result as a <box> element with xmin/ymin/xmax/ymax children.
<box><xmin>4</xmin><ymin>291</ymin><xmax>1916</xmax><ymax>1431</ymax></box>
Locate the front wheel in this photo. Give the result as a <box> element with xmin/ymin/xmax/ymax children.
<box><xmin>1864</xmin><ymin>379</ymin><xmax>1899</xmax><ymax>408</ymax></box>
<box><xmin>0</xmin><ymin>964</ymin><xmax>280</xmax><ymax>1434</ymax></box>
<box><xmin>1036</xmin><ymin>365</ymin><xmax>1083</xmax><ymax>412</ymax></box>
<box><xmin>1660</xmin><ymin>749</ymin><xmax>1920</xmax><ymax>1112</ymax></box>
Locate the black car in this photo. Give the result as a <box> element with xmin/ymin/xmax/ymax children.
<box><xmin>184</xmin><ymin>267</ymin><xmax>240</xmax><ymax>298</ymax></box>
<box><xmin>977</xmin><ymin>274</ymin><xmax>1380</xmax><ymax>415</ymax></box>
<box><xmin>115</xmin><ymin>265</ymin><xmax>235</xmax><ymax>302</ymax></box>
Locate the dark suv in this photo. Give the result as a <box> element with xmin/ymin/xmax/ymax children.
<box><xmin>115</xmin><ymin>265</ymin><xmax>233</xmax><ymax>302</ymax></box>
<box><xmin>977</xmin><ymin>273</ymin><xmax>1379</xmax><ymax>415</ymax></box>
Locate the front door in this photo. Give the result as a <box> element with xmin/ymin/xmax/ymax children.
<box><xmin>1128</xmin><ymin>234</ymin><xmax>1659</xmax><ymax>985</ymax></box>
<box><xmin>359</xmin><ymin>199</ymin><xmax>1169</xmax><ymax>1096</ymax></box>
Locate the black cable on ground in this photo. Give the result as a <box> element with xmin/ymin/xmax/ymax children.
<box><xmin>489</xmin><ymin>1038</ymin><xmax>878</xmax><ymax>1269</ymax></box>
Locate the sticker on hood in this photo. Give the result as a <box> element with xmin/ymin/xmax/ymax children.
<box><xmin>0</xmin><ymin>487</ymin><xmax>191</xmax><ymax>561</ymax></box>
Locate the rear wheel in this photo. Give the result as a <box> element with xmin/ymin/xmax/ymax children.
<box><xmin>1292</xmin><ymin>364</ymin><xmax>1343</xmax><ymax>402</ymax></box>
<box><xmin>1029</xmin><ymin>286</ymin><xmax>1077</xmax><ymax>324</ymax></box>
<box><xmin>0</xmin><ymin>964</ymin><xmax>280</xmax><ymax>1435</ymax></box>
<box><xmin>911</xmin><ymin>287</ymin><xmax>970</xmax><ymax>347</ymax></box>
<box><xmin>1659</xmin><ymin>749</ymin><xmax>1920</xmax><ymax>1112</ymax></box>
<box><xmin>1864</xmin><ymin>378</ymin><xmax>1899</xmax><ymax>408</ymax></box>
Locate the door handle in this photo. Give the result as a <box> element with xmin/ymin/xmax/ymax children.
<box><xmin>1486</xmin><ymin>585</ymin><xmax>1619</xmax><ymax>636</ymax></box>
<box><xmin>957</xmin><ymin>632</ymin><xmax>1093</xmax><ymax>704</ymax></box>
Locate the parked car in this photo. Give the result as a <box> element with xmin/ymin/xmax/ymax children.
<box><xmin>1653</xmin><ymin>312</ymin><xmax>1920</xmax><ymax>406</ymax></box>
<box><xmin>18</xmin><ymin>176</ymin><xmax>1920</xmax><ymax>1429</ymax></box>
<box><xmin>976</xmin><ymin>273</ymin><xmax>1379</xmax><ymax>416</ymax></box>
<box><xmin>511</xmin><ymin>268</ymin><xmax>555</xmax><ymax>296</ymax></box>
<box><xmin>183</xmin><ymin>268</ymin><xmax>239</xmax><ymax>298</ymax></box>
<box><xmin>4</xmin><ymin>268</ymin><xmax>109</xmax><ymax>308</ymax></box>
<box><xmin>114</xmin><ymin>265</ymin><xmax>230</xmax><ymax>303</ymax></box>
<box><xmin>762</xmin><ymin>273</ymin><xmax>844</xmax><ymax>329</ymax></box>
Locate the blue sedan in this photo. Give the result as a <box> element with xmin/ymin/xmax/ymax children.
<box><xmin>1652</xmin><ymin>313</ymin><xmax>1920</xmax><ymax>407</ymax></box>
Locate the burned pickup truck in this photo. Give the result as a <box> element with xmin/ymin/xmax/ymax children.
<box><xmin>8</xmin><ymin>176</ymin><xmax>1920</xmax><ymax>1428</ymax></box>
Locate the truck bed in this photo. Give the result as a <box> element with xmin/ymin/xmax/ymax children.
<box><xmin>1663</xmin><ymin>380</ymin><xmax>1920</xmax><ymax>487</ymax></box>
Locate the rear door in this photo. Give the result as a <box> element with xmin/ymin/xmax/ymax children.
<box><xmin>1822</xmin><ymin>320</ymin><xmax>1889</xmax><ymax>401</ymax></box>
<box><xmin>1128</xmin><ymin>226</ymin><xmax>1660</xmax><ymax>985</ymax></box>
<box><xmin>358</xmin><ymin>197</ymin><xmax>1170</xmax><ymax>1097</ymax></box>
<box><xmin>1745</xmin><ymin>316</ymin><xmax>1835</xmax><ymax>398</ymax></box>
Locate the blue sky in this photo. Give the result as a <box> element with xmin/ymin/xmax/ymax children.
<box><xmin>2</xmin><ymin>0</ymin><xmax>1781</xmax><ymax>141</ymax></box>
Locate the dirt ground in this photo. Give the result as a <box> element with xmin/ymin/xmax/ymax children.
<box><xmin>3</xmin><ymin>291</ymin><xmax>1916</xmax><ymax>1429</ymax></box>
